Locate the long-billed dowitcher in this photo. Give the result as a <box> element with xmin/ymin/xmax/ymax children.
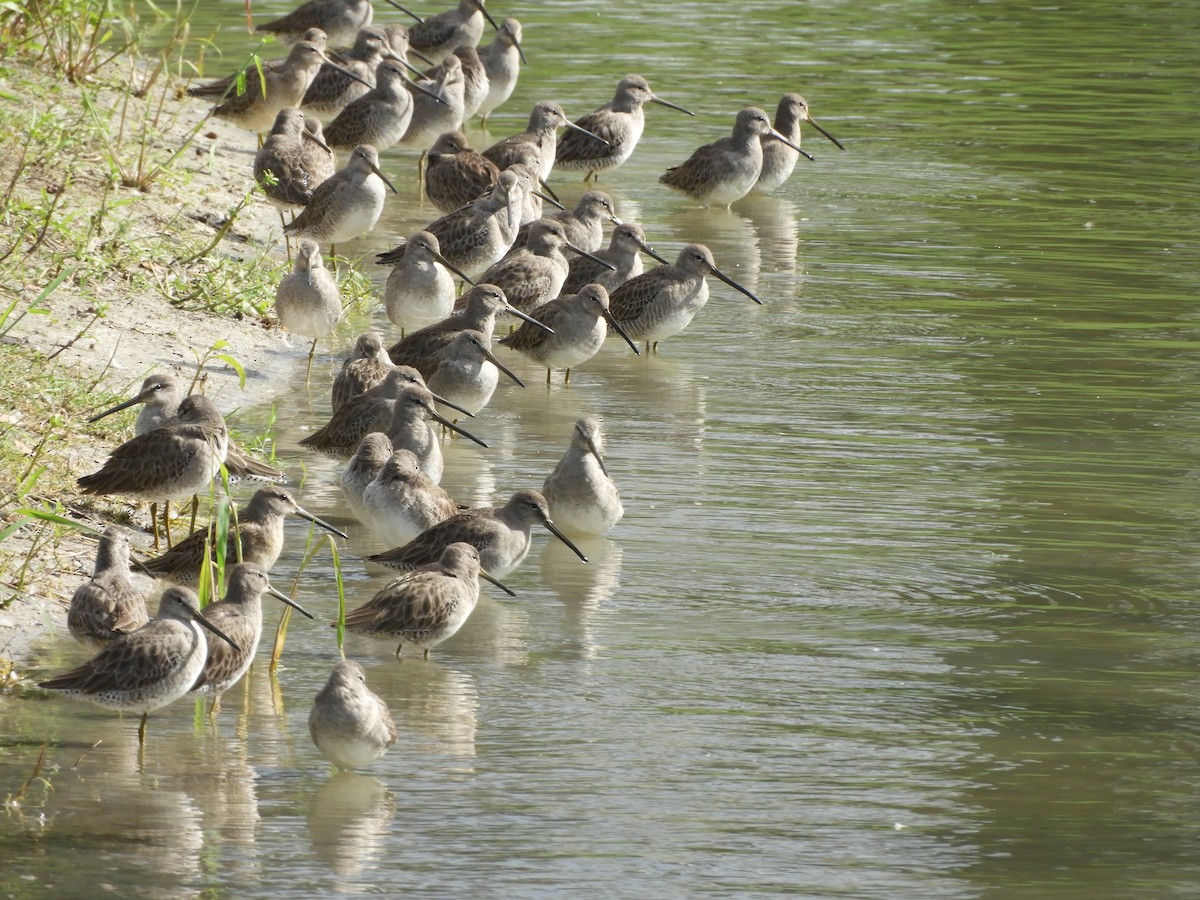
<box><xmin>383</xmin><ymin>230</ymin><xmax>474</xmax><ymax>333</ymax></box>
<box><xmin>473</xmin><ymin>218</ymin><xmax>614</xmax><ymax>316</ymax></box>
<box><xmin>301</xmin><ymin>26</ymin><xmax>387</xmax><ymax>116</ymax></box>
<box><xmin>660</xmin><ymin>107</ymin><xmax>804</xmax><ymax>209</ymax></box>
<box><xmin>423</xmin><ymin>130</ymin><xmax>499</xmax><ymax>213</ymax></box>
<box><xmin>255</xmin><ymin>108</ymin><xmax>334</xmax><ymax>211</ymax></box>
<box><xmin>79</xmin><ymin>395</ymin><xmax>228</xmax><ymax>545</ymax></box>
<box><xmin>399</xmin><ymin>54</ymin><xmax>465</xmax><ymax>154</ymax></box>
<box><xmin>426</xmin><ymin>45</ymin><xmax>488</xmax><ymax>121</ymax></box>
<box><xmin>542</xmin><ymin>416</ymin><xmax>624</xmax><ymax>534</ymax></box>
<box><xmin>67</xmin><ymin>526</ymin><xmax>150</xmax><ymax>651</ymax></box>
<box><xmin>191</xmin><ymin>37</ymin><xmax>373</xmax><ymax>135</ymax></box>
<box><xmin>396</xmin><ymin>0</ymin><xmax>499</xmax><ymax>64</ymax></box>
<box><xmin>387</xmin><ymin>284</ymin><xmax>550</xmax><ymax>372</ymax></box>
<box><xmin>303</xmin><ymin>115</ymin><xmax>339</xmax><ymax>181</ymax></box>
<box><xmin>323</xmin><ymin>60</ymin><xmax>433</xmax><ymax>152</ymax></box>
<box><xmin>560</xmin><ymin>221</ymin><xmax>671</xmax><ymax>295</ymax></box>
<box><xmin>608</xmin><ymin>243</ymin><xmax>761</xmax><ymax>350</ymax></box>
<box><xmin>141</xmin><ymin>486</ymin><xmax>347</xmax><ymax>584</ymax></box>
<box><xmin>87</xmin><ymin>374</ymin><xmax>284</xmax><ymax>485</ymax></box>
<box><xmin>332</xmin><ymin>332</ymin><xmax>394</xmax><ymax>411</ymax></box>
<box><xmin>39</xmin><ymin>586</ymin><xmax>240</xmax><ymax>745</ymax></box>
<box><xmin>499</xmin><ymin>283</ymin><xmax>639</xmax><ymax>383</ymax></box>
<box><xmin>483</xmin><ymin>101</ymin><xmax>604</xmax><ymax>185</ymax></box>
<box><xmin>301</xmin><ymin>367</ymin><xmax>473</xmax><ymax>456</ymax></box>
<box><xmin>512</xmin><ymin>190</ymin><xmax>619</xmax><ymax>254</ymax></box>
<box><xmin>425</xmin><ymin>328</ymin><xmax>524</xmax><ymax>416</ymax></box>
<box><xmin>275</xmin><ymin>239</ymin><xmax>343</xmax><ymax>375</ymax></box>
<box><xmin>190</xmin><ymin>562</ymin><xmax>314</xmax><ymax>714</ymax></box>
<box><xmin>367</xmin><ymin>488</ymin><xmax>587</xmax><ymax>577</ymax></box>
<box><xmin>347</xmin><ymin>542</ymin><xmax>504</xmax><ymax>658</ymax></box>
<box><xmin>309</xmin><ymin>659</ymin><xmax>397</xmax><ymax>770</ymax></box>
<box><xmin>555</xmin><ymin>74</ymin><xmax>694</xmax><ymax>181</ymax></box>
<box><xmin>386</xmin><ymin>383</ymin><xmax>488</xmax><ymax>483</ymax></box>
<box><xmin>341</xmin><ymin>432</ymin><xmax>394</xmax><ymax>524</ymax></box>
<box><xmin>285</xmin><ymin>145</ymin><xmax>398</xmax><ymax>250</ymax></box>
<box><xmin>361</xmin><ymin>449</ymin><xmax>458</xmax><ymax>547</ymax></box>
<box><xmin>377</xmin><ymin>166</ymin><xmax>530</xmax><ymax>279</ymax></box>
<box><xmin>476</xmin><ymin>17</ymin><xmax>524</xmax><ymax>123</ymax></box>
<box><xmin>756</xmin><ymin>93</ymin><xmax>845</xmax><ymax>193</ymax></box>
<box><xmin>256</xmin><ymin>0</ymin><xmax>376</xmax><ymax>46</ymax></box>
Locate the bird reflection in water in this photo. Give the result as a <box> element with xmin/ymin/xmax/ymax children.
<box><xmin>539</xmin><ymin>536</ymin><xmax>623</xmax><ymax>661</ymax></box>
<box><xmin>308</xmin><ymin>772</ymin><xmax>396</xmax><ymax>877</ymax></box>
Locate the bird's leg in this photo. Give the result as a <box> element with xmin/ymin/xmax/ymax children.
<box><xmin>545</xmin><ymin>367</ymin><xmax>551</xmax><ymax>386</ymax></box>
<box><xmin>306</xmin><ymin>338</ymin><xmax>318</xmax><ymax>382</ymax></box>
<box><xmin>138</xmin><ymin>713</ymin><xmax>148</xmax><ymax>746</ymax></box>
<box><xmin>564</xmin><ymin>368</ymin><xmax>572</xmax><ymax>385</ymax></box>
<box><xmin>189</xmin><ymin>495</ymin><xmax>200</xmax><ymax>534</ymax></box>
<box><xmin>150</xmin><ymin>502</ymin><xmax>161</xmax><ymax>551</ymax></box>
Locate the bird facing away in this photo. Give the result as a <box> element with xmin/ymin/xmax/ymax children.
<box><xmin>755</xmin><ymin>93</ymin><xmax>845</xmax><ymax>193</ymax></box>
<box><xmin>659</xmin><ymin>107</ymin><xmax>804</xmax><ymax>209</ymax></box>
<box><xmin>140</xmin><ymin>486</ymin><xmax>347</xmax><ymax>585</ymax></box>
<box><xmin>275</xmin><ymin>239</ymin><xmax>343</xmax><ymax>375</ymax></box>
<box><xmin>309</xmin><ymin>659</ymin><xmax>397</xmax><ymax>770</ymax></box>
<box><xmin>346</xmin><ymin>542</ymin><xmax>501</xmax><ymax>658</ymax></box>
<box><xmin>39</xmin><ymin>586</ymin><xmax>241</xmax><ymax>745</ymax></box>
<box><xmin>332</xmin><ymin>332</ymin><xmax>395</xmax><ymax>411</ymax></box>
<box><xmin>500</xmin><ymin>283</ymin><xmax>640</xmax><ymax>383</ymax></box>
<box><xmin>423</xmin><ymin>130</ymin><xmax>500</xmax><ymax>214</ymax></box>
<box><xmin>341</xmin><ymin>431</ymin><xmax>395</xmax><ymax>524</ymax></box>
<box><xmin>256</xmin><ymin>0</ymin><xmax>375</xmax><ymax>47</ymax></box>
<box><xmin>285</xmin><ymin>144</ymin><xmax>398</xmax><ymax>249</ymax></box>
<box><xmin>542</xmin><ymin>416</ymin><xmax>624</xmax><ymax>535</ymax></box>
<box><xmin>361</xmin><ymin>448</ymin><xmax>459</xmax><ymax>547</ymax></box>
<box><xmin>476</xmin><ymin>16</ymin><xmax>524</xmax><ymax>123</ymax></box>
<box><xmin>560</xmin><ymin>221</ymin><xmax>671</xmax><ymax>296</ymax></box>
<box><xmin>607</xmin><ymin>243</ymin><xmax>762</xmax><ymax>351</ymax></box>
<box><xmin>67</xmin><ymin>525</ymin><xmax>150</xmax><ymax>652</ymax></box>
<box><xmin>400</xmin><ymin>0</ymin><xmax>499</xmax><ymax>64</ymax></box>
<box><xmin>383</xmin><ymin>230</ymin><xmax>475</xmax><ymax>333</ymax></box>
<box><xmin>254</xmin><ymin>108</ymin><xmax>334</xmax><ymax>211</ymax></box>
<box><xmin>366</xmin><ymin>488</ymin><xmax>587</xmax><ymax>578</ymax></box>
<box><xmin>555</xmin><ymin>74</ymin><xmax>695</xmax><ymax>181</ymax></box>
<box><xmin>189</xmin><ymin>562</ymin><xmax>313</xmax><ymax>714</ymax></box>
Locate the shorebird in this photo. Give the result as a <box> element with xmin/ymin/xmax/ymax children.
<box><xmin>426</xmin><ymin>45</ymin><xmax>488</xmax><ymax>121</ymax></box>
<box><xmin>512</xmin><ymin>190</ymin><xmax>620</xmax><ymax>255</ymax></box>
<box><xmin>542</xmin><ymin>416</ymin><xmax>624</xmax><ymax>534</ymax></box>
<box><xmin>256</xmin><ymin>0</ymin><xmax>377</xmax><ymax>46</ymax></box>
<box><xmin>361</xmin><ymin>448</ymin><xmax>458</xmax><ymax>547</ymax></box>
<box><xmin>190</xmin><ymin>37</ymin><xmax>373</xmax><ymax>135</ymax></box>
<box><xmin>385</xmin><ymin>383</ymin><xmax>489</xmax><ymax>483</ymax></box>
<box><xmin>285</xmin><ymin>144</ymin><xmax>398</xmax><ymax>252</ymax></box>
<box><xmin>483</xmin><ymin>101</ymin><xmax>604</xmax><ymax>185</ymax></box>
<box><xmin>300</xmin><ymin>367</ymin><xmax>473</xmax><ymax>457</ymax></box>
<box><xmin>332</xmin><ymin>332</ymin><xmax>394</xmax><ymax>411</ymax></box>
<box><xmin>341</xmin><ymin>432</ymin><xmax>394</xmax><ymax>524</ymax></box>
<box><xmin>67</xmin><ymin>526</ymin><xmax>150</xmax><ymax>651</ymax></box>
<box><xmin>309</xmin><ymin>659</ymin><xmax>397</xmax><ymax>770</ymax></box>
<box><xmin>476</xmin><ymin>17</ymin><xmax>524</xmax><ymax>123</ymax></box>
<box><xmin>39</xmin><ymin>586</ymin><xmax>240</xmax><ymax>746</ymax></box>
<box><xmin>376</xmin><ymin>166</ymin><xmax>532</xmax><ymax>279</ymax></box>
<box><xmin>560</xmin><ymin>221</ymin><xmax>671</xmax><ymax>295</ymax></box>
<box><xmin>555</xmin><ymin>74</ymin><xmax>694</xmax><ymax>181</ymax></box>
<box><xmin>303</xmin><ymin>115</ymin><xmax>338</xmax><ymax>182</ymax></box>
<box><xmin>323</xmin><ymin>60</ymin><xmax>436</xmax><ymax>152</ymax></box>
<box><xmin>275</xmin><ymin>239</ymin><xmax>343</xmax><ymax>376</ymax></box>
<box><xmin>399</xmin><ymin>54</ymin><xmax>466</xmax><ymax>155</ymax></box>
<box><xmin>472</xmin><ymin>218</ymin><xmax>613</xmax><ymax>316</ymax></box>
<box><xmin>366</xmin><ymin>488</ymin><xmax>587</xmax><ymax>577</ymax></box>
<box><xmin>140</xmin><ymin>486</ymin><xmax>347</xmax><ymax>584</ymax></box>
<box><xmin>79</xmin><ymin>395</ymin><xmax>228</xmax><ymax>547</ymax></box>
<box><xmin>423</xmin><ymin>130</ymin><xmax>499</xmax><ymax>213</ymax></box>
<box><xmin>346</xmin><ymin>543</ymin><xmax>505</xmax><ymax>657</ymax></box>
<box><xmin>383</xmin><ymin>230</ymin><xmax>474</xmax><ymax>333</ymax></box>
<box><xmin>87</xmin><ymin>373</ymin><xmax>284</xmax><ymax>485</ymax></box>
<box><xmin>396</xmin><ymin>0</ymin><xmax>499</xmax><ymax>64</ymax></box>
<box><xmin>190</xmin><ymin>562</ymin><xmax>314</xmax><ymax>714</ymax></box>
<box><xmin>301</xmin><ymin>26</ymin><xmax>388</xmax><ymax>117</ymax></box>
<box><xmin>755</xmin><ymin>93</ymin><xmax>845</xmax><ymax>193</ymax></box>
<box><xmin>387</xmin><ymin>283</ymin><xmax>550</xmax><ymax>373</ymax></box>
<box><xmin>254</xmin><ymin>108</ymin><xmax>334</xmax><ymax>212</ymax></box>
<box><xmin>499</xmin><ymin>283</ymin><xmax>640</xmax><ymax>383</ymax></box>
<box><xmin>425</xmin><ymin>328</ymin><xmax>524</xmax><ymax>416</ymax></box>
<box><xmin>660</xmin><ymin>107</ymin><xmax>804</xmax><ymax>209</ymax></box>
<box><xmin>608</xmin><ymin>243</ymin><xmax>762</xmax><ymax>351</ymax></box>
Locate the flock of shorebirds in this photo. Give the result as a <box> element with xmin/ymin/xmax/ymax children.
<box><xmin>35</xmin><ymin>0</ymin><xmax>843</xmax><ymax>770</ymax></box>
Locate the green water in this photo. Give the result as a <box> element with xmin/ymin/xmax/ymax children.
<box><xmin>2</xmin><ymin>0</ymin><xmax>1199</xmax><ymax>896</ymax></box>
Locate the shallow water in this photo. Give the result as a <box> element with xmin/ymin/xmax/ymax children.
<box><xmin>3</xmin><ymin>0</ymin><xmax>1200</xmax><ymax>896</ymax></box>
